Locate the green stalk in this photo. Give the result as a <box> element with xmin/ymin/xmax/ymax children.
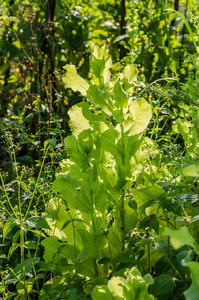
<box><xmin>164</xmin><ymin>254</ymin><xmax>184</xmax><ymax>281</ymax></box>
<box><xmin>35</xmin><ymin>33</ymin><xmax>41</xmax><ymax>155</ymax></box>
<box><xmin>120</xmin><ymin>107</ymin><xmax>125</xmax><ymax>246</ymax></box>
<box><xmin>24</xmin><ymin>232</ymin><xmax>40</xmax><ymax>293</ymax></box>
<box><xmin>107</xmin><ymin>236</ymin><xmax>114</xmax><ymax>272</ymax></box>
<box><xmin>181</xmin><ymin>204</ymin><xmax>189</xmax><ymax>218</ymax></box>
<box><xmin>67</xmin><ymin>209</ymin><xmax>78</xmax><ymax>278</ymax></box>
<box><xmin>0</xmin><ymin>172</ymin><xmax>18</xmax><ymax>219</ymax></box>
<box><xmin>148</xmin><ymin>244</ymin><xmax>151</xmax><ymax>273</ymax></box>
<box><xmin>25</xmin><ymin>147</ymin><xmax>49</xmax><ymax>219</ymax></box>
<box><xmin>20</xmin><ymin>227</ymin><xmax>27</xmax><ymax>294</ymax></box>
<box><xmin>72</xmin><ymin>218</ymin><xmax>78</xmax><ymax>278</ymax></box>
<box><xmin>90</xmin><ymin>189</ymin><xmax>98</xmax><ymax>277</ymax></box>
<box><xmin>164</xmin><ymin>210</ymin><xmax>170</xmax><ymax>258</ymax></box>
<box><xmin>11</xmin><ymin>144</ymin><xmax>23</xmax><ymax>218</ymax></box>
<box><xmin>5</xmin><ymin>135</ymin><xmax>15</xmax><ymax>179</ymax></box>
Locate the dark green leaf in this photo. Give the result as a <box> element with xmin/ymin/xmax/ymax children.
<box><xmin>26</xmin><ymin>216</ymin><xmax>51</xmax><ymax>230</ymax></box>
<box><xmin>128</xmin><ymin>200</ymin><xmax>137</xmax><ymax>210</ymax></box>
<box><xmin>151</xmin><ymin>274</ymin><xmax>175</xmax><ymax>296</ymax></box>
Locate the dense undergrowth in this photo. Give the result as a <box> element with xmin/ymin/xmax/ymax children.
<box><xmin>1</xmin><ymin>1</ymin><xmax>199</xmax><ymax>299</ymax></box>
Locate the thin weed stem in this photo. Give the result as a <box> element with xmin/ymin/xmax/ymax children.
<box><xmin>25</xmin><ymin>146</ymin><xmax>49</xmax><ymax>219</ymax></box>
<box><xmin>0</xmin><ymin>172</ymin><xmax>18</xmax><ymax>219</ymax></box>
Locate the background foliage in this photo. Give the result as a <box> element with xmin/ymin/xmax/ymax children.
<box><xmin>1</xmin><ymin>0</ymin><xmax>199</xmax><ymax>299</ymax></box>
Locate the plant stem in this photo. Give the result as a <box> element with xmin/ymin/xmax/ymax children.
<box><xmin>20</xmin><ymin>227</ymin><xmax>27</xmax><ymax>295</ymax></box>
<box><xmin>25</xmin><ymin>146</ymin><xmax>49</xmax><ymax>219</ymax></box>
<box><xmin>164</xmin><ymin>254</ymin><xmax>184</xmax><ymax>281</ymax></box>
<box><xmin>90</xmin><ymin>189</ymin><xmax>98</xmax><ymax>277</ymax></box>
<box><xmin>24</xmin><ymin>232</ymin><xmax>40</xmax><ymax>293</ymax></box>
<box><xmin>0</xmin><ymin>172</ymin><xmax>18</xmax><ymax>219</ymax></box>
<box><xmin>148</xmin><ymin>244</ymin><xmax>151</xmax><ymax>273</ymax></box>
<box><xmin>120</xmin><ymin>107</ymin><xmax>125</xmax><ymax>247</ymax></box>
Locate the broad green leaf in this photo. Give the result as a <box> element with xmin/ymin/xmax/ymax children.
<box><xmin>184</xmin><ymin>261</ymin><xmax>199</xmax><ymax>300</ymax></box>
<box><xmin>78</xmin><ymin>130</ymin><xmax>95</xmax><ymax>157</ymax></box>
<box><xmin>124</xmin><ymin>202</ymin><xmax>139</xmax><ymax>233</ymax></box>
<box><xmin>92</xmin><ymin>267</ymin><xmax>153</xmax><ymax>300</ymax></box>
<box><xmin>24</xmin><ymin>241</ymin><xmax>39</xmax><ymax>249</ymax></box>
<box><xmin>124</xmin><ymin>98</ymin><xmax>152</xmax><ymax>135</ymax></box>
<box><xmin>26</xmin><ymin>216</ymin><xmax>51</xmax><ymax>230</ymax></box>
<box><xmin>60</xmin><ymin>242</ymin><xmax>80</xmax><ymax>262</ymax></box>
<box><xmin>12</xmin><ymin>230</ymin><xmax>20</xmax><ymax>244</ymax></box>
<box><xmin>126</xmin><ymin>267</ymin><xmax>152</xmax><ymax>300</ymax></box>
<box><xmin>176</xmin><ymin>119</ymin><xmax>190</xmax><ymax>142</ymax></box>
<box><xmin>150</xmin><ymin>274</ymin><xmax>175</xmax><ymax>296</ymax></box>
<box><xmin>64</xmin><ymin>135</ymin><xmax>79</xmax><ymax>160</ymax></box>
<box><xmin>113</xmin><ymin>81</ymin><xmax>128</xmax><ymax>109</ymax></box>
<box><xmin>89</xmin><ymin>42</ymin><xmax>112</xmax><ymax>84</ymax></box>
<box><xmin>154</xmin><ymin>240</ymin><xmax>166</xmax><ymax>251</ymax></box>
<box><xmin>92</xmin><ymin>285</ymin><xmax>114</xmax><ymax>300</ymax></box>
<box><xmin>0</xmin><ymin>63</ymin><xmax>9</xmax><ymax>75</ymax></box>
<box><xmin>7</xmin><ymin>243</ymin><xmax>19</xmax><ymax>260</ymax></box>
<box><xmin>126</xmin><ymin>135</ymin><xmax>143</xmax><ymax>159</ymax></box>
<box><xmin>177</xmin><ymin>250</ymin><xmax>194</xmax><ymax>266</ymax></box>
<box><xmin>68</xmin><ymin>104</ymin><xmax>92</xmax><ymax>136</ymax></box>
<box><xmin>87</xmin><ymin>85</ymin><xmax>113</xmax><ymax>115</ymax></box>
<box><xmin>42</xmin><ymin>232</ymin><xmax>80</xmax><ymax>265</ymax></box>
<box><xmin>77</xmin><ymin>256</ymin><xmax>100</xmax><ymax>278</ymax></box>
<box><xmin>128</xmin><ymin>200</ymin><xmax>137</xmax><ymax>210</ymax></box>
<box><xmin>30</xmin><ymin>230</ymin><xmax>46</xmax><ymax>238</ymax></box>
<box><xmin>64</xmin><ymin>134</ymin><xmax>92</xmax><ymax>171</ymax></box>
<box><xmin>101</xmin><ymin>128</ymin><xmax>120</xmax><ymax>161</ymax></box>
<box><xmin>132</xmin><ymin>185</ymin><xmax>162</xmax><ymax>208</ymax></box>
<box><xmin>17</xmin><ymin>278</ymin><xmax>34</xmax><ymax>294</ymax></box>
<box><xmin>163</xmin><ymin>227</ymin><xmax>199</xmax><ymax>254</ymax></box>
<box><xmin>143</xmin><ymin>274</ymin><xmax>154</xmax><ymax>285</ymax></box>
<box><xmin>99</xmin><ymin>163</ymin><xmax>117</xmax><ymax>187</ymax></box>
<box><xmin>41</xmin><ymin>236</ymin><xmax>60</xmax><ymax>265</ymax></box>
<box><xmin>108</xmin><ymin>276</ymin><xmax>126</xmax><ymax>298</ymax></box>
<box><xmin>53</xmin><ymin>175</ymin><xmax>92</xmax><ymax>213</ymax></box>
<box><xmin>91</xmin><ymin>181</ymin><xmax>108</xmax><ymax>213</ymax></box>
<box><xmin>72</xmin><ymin>102</ymin><xmax>109</xmax><ymax>134</ymax></box>
<box><xmin>63</xmin><ymin>65</ymin><xmax>89</xmax><ymax>96</ymax></box>
<box><xmin>123</xmin><ymin>64</ymin><xmax>137</xmax><ymax>82</ymax></box>
<box><xmin>77</xmin><ymin>230</ymin><xmax>97</xmax><ymax>262</ymax></box>
<box><xmin>179</xmin><ymin>164</ymin><xmax>199</xmax><ymax>177</ymax></box>
<box><xmin>90</xmin><ymin>56</ymin><xmax>106</xmax><ymax>85</ymax></box>
<box><xmin>107</xmin><ymin>227</ymin><xmax>123</xmax><ymax>258</ymax></box>
<box><xmin>48</xmin><ymin>138</ymin><xmax>56</xmax><ymax>148</ymax></box>
<box><xmin>78</xmin><ymin>102</ymin><xmax>107</xmax><ymax>124</ymax></box>
<box><xmin>3</xmin><ymin>218</ymin><xmax>19</xmax><ymax>241</ymax></box>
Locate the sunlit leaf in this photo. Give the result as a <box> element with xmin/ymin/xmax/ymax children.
<box><xmin>63</xmin><ymin>65</ymin><xmax>89</xmax><ymax>96</ymax></box>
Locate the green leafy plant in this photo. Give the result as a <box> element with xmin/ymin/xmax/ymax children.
<box><xmin>47</xmin><ymin>43</ymin><xmax>160</xmax><ymax>293</ymax></box>
<box><xmin>164</xmin><ymin>226</ymin><xmax>199</xmax><ymax>300</ymax></box>
<box><xmin>92</xmin><ymin>266</ymin><xmax>154</xmax><ymax>299</ymax></box>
